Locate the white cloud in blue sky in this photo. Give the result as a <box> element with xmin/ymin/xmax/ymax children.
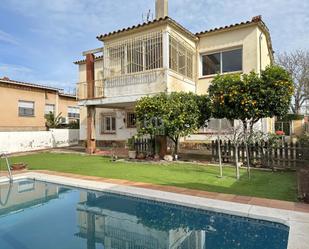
<box><xmin>0</xmin><ymin>0</ymin><xmax>308</xmax><ymax>91</ymax></box>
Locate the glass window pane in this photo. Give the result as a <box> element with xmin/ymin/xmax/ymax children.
<box><xmin>112</xmin><ymin>117</ymin><xmax>116</xmax><ymax>131</ymax></box>
<box><xmin>18</xmin><ymin>101</ymin><xmax>34</xmax><ymax>116</ymax></box>
<box><xmin>45</xmin><ymin>104</ymin><xmax>55</xmax><ymax>114</ymax></box>
<box><xmin>202</xmin><ymin>53</ymin><xmax>220</xmax><ymax>75</ymax></box>
<box><xmin>222</xmin><ymin>49</ymin><xmax>242</xmax><ymax>73</ymax></box>
<box><xmin>105</xmin><ymin>117</ymin><xmax>111</xmax><ymax>131</ymax></box>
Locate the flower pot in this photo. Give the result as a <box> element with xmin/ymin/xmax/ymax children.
<box><xmin>154</xmin><ymin>154</ymin><xmax>161</xmax><ymax>161</ymax></box>
<box><xmin>128</xmin><ymin>150</ymin><xmax>136</xmax><ymax>159</ymax></box>
<box><xmin>136</xmin><ymin>152</ymin><xmax>146</xmax><ymax>160</ymax></box>
<box><xmin>11</xmin><ymin>163</ymin><xmax>27</xmax><ymax>171</ymax></box>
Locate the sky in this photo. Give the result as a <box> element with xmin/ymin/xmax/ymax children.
<box><xmin>0</xmin><ymin>0</ymin><xmax>308</xmax><ymax>92</ymax></box>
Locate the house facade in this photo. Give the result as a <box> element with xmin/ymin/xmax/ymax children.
<box><xmin>0</xmin><ymin>77</ymin><xmax>79</xmax><ymax>131</ymax></box>
<box><xmin>75</xmin><ymin>0</ymin><xmax>274</xmax><ymax>153</ymax></box>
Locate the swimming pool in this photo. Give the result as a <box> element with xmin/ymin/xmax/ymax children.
<box><xmin>0</xmin><ymin>178</ymin><xmax>289</xmax><ymax>249</ymax></box>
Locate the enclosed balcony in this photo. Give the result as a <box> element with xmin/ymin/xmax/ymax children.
<box><xmin>76</xmin><ymin>30</ymin><xmax>196</xmax><ymax>102</ymax></box>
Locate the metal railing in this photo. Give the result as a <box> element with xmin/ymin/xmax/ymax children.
<box><xmin>76</xmin><ymin>80</ymin><xmax>104</xmax><ymax>100</ymax></box>
<box><xmin>0</xmin><ymin>153</ymin><xmax>13</xmax><ymax>182</ymax></box>
<box><xmin>105</xmin><ymin>69</ymin><xmax>164</xmax><ymax>88</ymax></box>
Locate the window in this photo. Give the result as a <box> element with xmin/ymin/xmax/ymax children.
<box><xmin>45</xmin><ymin>104</ymin><xmax>55</xmax><ymax>115</ymax></box>
<box><xmin>127</xmin><ymin>40</ymin><xmax>144</xmax><ymax>73</ymax></box>
<box><xmin>275</xmin><ymin>121</ymin><xmax>291</xmax><ymax>136</ymax></box>
<box><xmin>18</xmin><ymin>101</ymin><xmax>34</xmax><ymax>117</ymax></box>
<box><xmin>106</xmin><ymin>32</ymin><xmax>163</xmax><ymax>77</ymax></box>
<box><xmin>222</xmin><ymin>49</ymin><xmax>242</xmax><ymax>73</ymax></box>
<box><xmin>201</xmin><ymin>48</ymin><xmax>242</xmax><ymax>76</ymax></box>
<box><xmin>101</xmin><ymin>115</ymin><xmax>116</xmax><ymax>133</ymax></box>
<box><xmin>127</xmin><ymin>112</ymin><xmax>136</xmax><ymax>128</ymax></box>
<box><xmin>202</xmin><ymin>53</ymin><xmax>220</xmax><ymax>75</ymax></box>
<box><xmin>169</xmin><ymin>35</ymin><xmax>194</xmax><ymax>79</ymax></box>
<box><xmin>145</xmin><ymin>35</ymin><xmax>163</xmax><ymax>70</ymax></box>
<box><xmin>68</xmin><ymin>106</ymin><xmax>80</xmax><ymax>119</ymax></box>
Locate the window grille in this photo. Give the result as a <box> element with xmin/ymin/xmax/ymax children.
<box><xmin>127</xmin><ymin>112</ymin><xmax>136</xmax><ymax>128</ymax></box>
<box><xmin>104</xmin><ymin>32</ymin><xmax>163</xmax><ymax>78</ymax></box>
<box><xmin>169</xmin><ymin>34</ymin><xmax>194</xmax><ymax>79</ymax></box>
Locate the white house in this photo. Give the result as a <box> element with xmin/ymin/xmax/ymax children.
<box><xmin>74</xmin><ymin>0</ymin><xmax>274</xmax><ymax>153</ymax></box>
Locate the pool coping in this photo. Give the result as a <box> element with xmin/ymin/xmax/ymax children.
<box><xmin>1</xmin><ymin>172</ymin><xmax>309</xmax><ymax>249</ymax></box>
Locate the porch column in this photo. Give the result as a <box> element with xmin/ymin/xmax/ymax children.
<box><xmin>162</xmin><ymin>31</ymin><xmax>169</xmax><ymax>69</ymax></box>
<box><xmin>86</xmin><ymin>53</ymin><xmax>95</xmax><ymax>99</ymax></box>
<box><xmin>86</xmin><ymin>106</ymin><xmax>96</xmax><ymax>154</ymax></box>
<box><xmin>86</xmin><ymin>53</ymin><xmax>96</xmax><ymax>154</ymax></box>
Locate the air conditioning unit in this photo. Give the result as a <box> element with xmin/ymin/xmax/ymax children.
<box><xmin>59</xmin><ymin>117</ymin><xmax>68</xmax><ymax>124</ymax></box>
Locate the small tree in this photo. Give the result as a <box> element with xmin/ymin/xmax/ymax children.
<box><xmin>135</xmin><ymin>92</ymin><xmax>211</xmax><ymax>157</ymax></box>
<box><xmin>45</xmin><ymin>112</ymin><xmax>63</xmax><ymax>129</ymax></box>
<box><xmin>195</xmin><ymin>94</ymin><xmax>212</xmax><ymax>128</ymax></box>
<box><xmin>209</xmin><ymin>73</ymin><xmax>253</xmax><ymax>177</ymax></box>
<box><xmin>226</xmin><ymin>123</ymin><xmax>244</xmax><ymax>179</ymax></box>
<box><xmin>208</xmin><ymin>65</ymin><xmax>293</xmax><ymax>178</ymax></box>
<box><xmin>249</xmin><ymin>65</ymin><xmax>294</xmax><ymax>132</ymax></box>
<box><xmin>277</xmin><ymin>50</ymin><xmax>309</xmax><ymax>114</ymax></box>
<box><xmin>135</xmin><ymin>94</ymin><xmax>166</xmax><ymax>138</ymax></box>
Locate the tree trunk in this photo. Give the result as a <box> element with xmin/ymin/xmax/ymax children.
<box><xmin>243</xmin><ymin>120</ymin><xmax>251</xmax><ymax>179</ymax></box>
<box><xmin>217</xmin><ymin>137</ymin><xmax>223</xmax><ymax>177</ymax></box>
<box><xmin>173</xmin><ymin>137</ymin><xmax>179</xmax><ymax>160</ymax></box>
<box><xmin>235</xmin><ymin>144</ymin><xmax>240</xmax><ymax>180</ymax></box>
<box><xmin>218</xmin><ymin>119</ymin><xmax>223</xmax><ymax>178</ymax></box>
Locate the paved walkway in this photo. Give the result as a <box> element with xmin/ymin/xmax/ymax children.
<box><xmin>6</xmin><ymin>169</ymin><xmax>301</xmax><ymax>214</ymax></box>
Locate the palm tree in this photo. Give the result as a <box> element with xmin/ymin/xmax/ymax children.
<box><xmin>45</xmin><ymin>112</ymin><xmax>63</xmax><ymax>129</ymax></box>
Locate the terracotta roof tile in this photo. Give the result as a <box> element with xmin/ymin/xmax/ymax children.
<box><xmin>196</xmin><ymin>15</ymin><xmax>265</xmax><ymax>36</ymax></box>
<box><xmin>0</xmin><ymin>77</ymin><xmax>63</xmax><ymax>91</ymax></box>
<box><xmin>73</xmin><ymin>55</ymin><xmax>103</xmax><ymax>65</ymax></box>
<box><xmin>96</xmin><ymin>16</ymin><xmax>196</xmax><ymax>41</ymax></box>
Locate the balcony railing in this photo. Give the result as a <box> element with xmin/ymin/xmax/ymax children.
<box><xmin>105</xmin><ymin>69</ymin><xmax>164</xmax><ymax>88</ymax></box>
<box><xmin>76</xmin><ymin>80</ymin><xmax>104</xmax><ymax>100</ymax></box>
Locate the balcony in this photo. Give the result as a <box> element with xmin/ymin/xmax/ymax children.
<box><xmin>104</xmin><ymin>68</ymin><xmax>166</xmax><ymax>98</ymax></box>
<box><xmin>76</xmin><ymin>80</ymin><xmax>104</xmax><ymax>100</ymax></box>
<box><xmin>76</xmin><ymin>69</ymin><xmax>166</xmax><ymax>101</ymax></box>
<box><xmin>76</xmin><ymin>30</ymin><xmax>196</xmax><ymax>104</ymax></box>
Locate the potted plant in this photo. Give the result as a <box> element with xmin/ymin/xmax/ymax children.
<box><xmin>127</xmin><ymin>137</ymin><xmax>136</xmax><ymax>159</ymax></box>
<box><xmin>11</xmin><ymin>162</ymin><xmax>27</xmax><ymax>171</ymax></box>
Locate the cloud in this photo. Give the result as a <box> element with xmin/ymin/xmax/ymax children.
<box><xmin>0</xmin><ymin>0</ymin><xmax>308</xmax><ymax>90</ymax></box>
<box><xmin>0</xmin><ymin>30</ymin><xmax>18</xmax><ymax>45</ymax></box>
<box><xmin>0</xmin><ymin>64</ymin><xmax>33</xmax><ymax>84</ymax></box>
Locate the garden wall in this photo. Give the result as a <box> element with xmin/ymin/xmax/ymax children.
<box><xmin>0</xmin><ymin>129</ymin><xmax>79</xmax><ymax>154</ymax></box>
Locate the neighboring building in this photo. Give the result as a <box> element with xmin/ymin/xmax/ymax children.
<box><xmin>74</xmin><ymin>0</ymin><xmax>274</xmax><ymax>153</ymax></box>
<box><xmin>0</xmin><ymin>77</ymin><xmax>79</xmax><ymax>131</ymax></box>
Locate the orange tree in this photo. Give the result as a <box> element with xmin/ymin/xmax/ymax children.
<box><xmin>208</xmin><ymin>65</ymin><xmax>293</xmax><ymax>176</ymax></box>
<box><xmin>135</xmin><ymin>92</ymin><xmax>211</xmax><ymax>156</ymax></box>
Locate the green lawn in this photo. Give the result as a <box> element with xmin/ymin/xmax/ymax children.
<box><xmin>3</xmin><ymin>152</ymin><xmax>297</xmax><ymax>201</ymax></box>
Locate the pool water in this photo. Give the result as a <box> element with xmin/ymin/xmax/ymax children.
<box><xmin>0</xmin><ymin>179</ymin><xmax>289</xmax><ymax>249</ymax></box>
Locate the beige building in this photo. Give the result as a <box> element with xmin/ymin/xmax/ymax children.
<box><xmin>74</xmin><ymin>0</ymin><xmax>274</xmax><ymax>152</ymax></box>
<box><xmin>0</xmin><ymin>77</ymin><xmax>79</xmax><ymax>131</ymax></box>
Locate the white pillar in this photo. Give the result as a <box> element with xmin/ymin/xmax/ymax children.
<box><xmin>162</xmin><ymin>31</ymin><xmax>169</xmax><ymax>69</ymax></box>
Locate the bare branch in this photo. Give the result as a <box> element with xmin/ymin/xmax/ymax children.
<box><xmin>277</xmin><ymin>50</ymin><xmax>309</xmax><ymax>114</ymax></box>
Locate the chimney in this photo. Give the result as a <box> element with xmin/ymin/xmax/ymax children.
<box><xmin>155</xmin><ymin>0</ymin><xmax>168</xmax><ymax>19</ymax></box>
